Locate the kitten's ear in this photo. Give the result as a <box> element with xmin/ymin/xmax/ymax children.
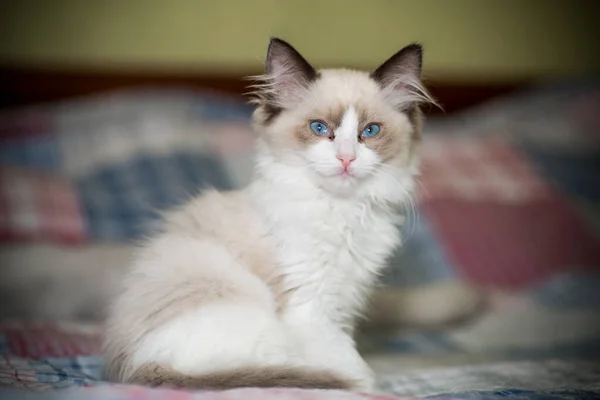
<box><xmin>372</xmin><ymin>44</ymin><xmax>423</xmax><ymax>84</ymax></box>
<box><xmin>371</xmin><ymin>44</ymin><xmax>434</xmax><ymax>109</ymax></box>
<box><xmin>261</xmin><ymin>38</ymin><xmax>317</xmax><ymax>109</ymax></box>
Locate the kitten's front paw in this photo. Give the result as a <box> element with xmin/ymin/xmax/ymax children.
<box><xmin>352</xmin><ymin>370</ymin><xmax>376</xmax><ymax>392</ymax></box>
<box><xmin>333</xmin><ymin>357</ymin><xmax>375</xmax><ymax>392</ymax></box>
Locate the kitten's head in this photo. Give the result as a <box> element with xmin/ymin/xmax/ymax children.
<box><xmin>250</xmin><ymin>38</ymin><xmax>435</xmax><ymax>201</ymax></box>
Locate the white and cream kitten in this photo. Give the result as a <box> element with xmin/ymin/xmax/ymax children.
<box><xmin>103</xmin><ymin>38</ymin><xmax>435</xmax><ymax>391</ymax></box>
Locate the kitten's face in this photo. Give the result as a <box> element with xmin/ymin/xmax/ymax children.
<box><xmin>252</xmin><ymin>39</ymin><xmax>432</xmax><ymax>199</ymax></box>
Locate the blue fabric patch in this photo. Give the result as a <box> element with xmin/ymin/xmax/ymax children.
<box><xmin>76</xmin><ymin>152</ymin><xmax>233</xmax><ymax>240</ymax></box>
<box><xmin>0</xmin><ymin>136</ymin><xmax>60</xmax><ymax>171</ymax></box>
<box><xmin>519</xmin><ymin>146</ymin><xmax>600</xmax><ymax>202</ymax></box>
<box><xmin>531</xmin><ymin>272</ymin><xmax>600</xmax><ymax>310</ymax></box>
<box><xmin>383</xmin><ymin>330</ymin><xmax>458</xmax><ymax>354</ymax></box>
<box><xmin>191</xmin><ymin>98</ymin><xmax>254</xmax><ymax>122</ymax></box>
<box><xmin>358</xmin><ymin>329</ymin><xmax>459</xmax><ymax>355</ymax></box>
<box><xmin>363</xmin><ymin>331</ymin><xmax>600</xmax><ymax>359</ymax></box>
<box><xmin>35</xmin><ymin>357</ymin><xmax>100</xmax><ymax>384</ymax></box>
<box><xmin>499</xmin><ymin>338</ymin><xmax>600</xmax><ymax>360</ymax></box>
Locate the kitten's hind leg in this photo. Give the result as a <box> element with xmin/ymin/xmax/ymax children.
<box><xmin>130</xmin><ymin>301</ymin><xmax>301</xmax><ymax>377</ymax></box>
<box><xmin>104</xmin><ymin>236</ymin><xmax>359</xmax><ymax>390</ymax></box>
<box><xmin>127</xmin><ymin>300</ymin><xmax>360</xmax><ymax>390</ymax></box>
<box><xmin>104</xmin><ymin>237</ymin><xmax>292</xmax><ymax>380</ymax></box>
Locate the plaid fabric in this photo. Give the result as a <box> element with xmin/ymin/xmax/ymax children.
<box><xmin>76</xmin><ymin>151</ymin><xmax>232</xmax><ymax>240</ymax></box>
<box><xmin>417</xmin><ymin>138</ymin><xmax>552</xmax><ymax>203</ymax></box>
<box><xmin>409</xmin><ymin>135</ymin><xmax>600</xmax><ymax>288</ymax></box>
<box><xmin>1</xmin><ymin>84</ymin><xmax>600</xmax><ymax>399</ymax></box>
<box><xmin>422</xmin><ymin>198</ymin><xmax>600</xmax><ymax>287</ymax></box>
<box><xmin>0</xmin><ymin>167</ymin><xmax>85</xmax><ymax>244</ymax></box>
<box><xmin>0</xmin><ymin>90</ymin><xmax>251</xmax><ymax>242</ymax></box>
<box><xmin>1</xmin><ymin>323</ymin><xmax>600</xmax><ymax>399</ymax></box>
<box><xmin>378</xmin><ymin>359</ymin><xmax>600</xmax><ymax>398</ymax></box>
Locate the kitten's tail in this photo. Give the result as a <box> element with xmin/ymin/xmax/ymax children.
<box><xmin>129</xmin><ymin>362</ymin><xmax>358</xmax><ymax>390</ymax></box>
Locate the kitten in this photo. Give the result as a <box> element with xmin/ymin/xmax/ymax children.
<box><xmin>103</xmin><ymin>38</ymin><xmax>434</xmax><ymax>391</ymax></box>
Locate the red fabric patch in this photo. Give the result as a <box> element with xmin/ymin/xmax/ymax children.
<box><xmin>202</xmin><ymin>122</ymin><xmax>256</xmax><ymax>156</ymax></box>
<box><xmin>0</xmin><ymin>111</ymin><xmax>51</xmax><ymax>140</ymax></box>
<box><xmin>0</xmin><ymin>167</ymin><xmax>86</xmax><ymax>244</ymax></box>
<box><xmin>2</xmin><ymin>324</ymin><xmax>100</xmax><ymax>359</ymax></box>
<box><xmin>418</xmin><ymin>137</ymin><xmax>551</xmax><ymax>203</ymax></box>
<box><xmin>423</xmin><ymin>198</ymin><xmax>600</xmax><ymax>288</ymax></box>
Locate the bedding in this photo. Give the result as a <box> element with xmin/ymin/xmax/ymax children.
<box><xmin>0</xmin><ymin>81</ymin><xmax>599</xmax><ymax>399</ymax></box>
<box><xmin>1</xmin><ymin>323</ymin><xmax>599</xmax><ymax>399</ymax></box>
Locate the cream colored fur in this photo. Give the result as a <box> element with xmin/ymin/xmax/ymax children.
<box><xmin>102</xmin><ymin>38</ymin><xmax>481</xmax><ymax>391</ymax></box>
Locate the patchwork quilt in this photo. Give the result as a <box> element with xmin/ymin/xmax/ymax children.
<box><xmin>0</xmin><ymin>82</ymin><xmax>599</xmax><ymax>399</ymax></box>
<box><xmin>0</xmin><ymin>323</ymin><xmax>599</xmax><ymax>399</ymax></box>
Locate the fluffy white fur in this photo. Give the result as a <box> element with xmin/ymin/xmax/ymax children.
<box><xmin>103</xmin><ymin>38</ymin><xmax>464</xmax><ymax>391</ymax></box>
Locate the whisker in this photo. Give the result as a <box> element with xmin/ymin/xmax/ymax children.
<box><xmin>302</xmin><ymin>162</ymin><xmax>421</xmax><ymax>242</ymax></box>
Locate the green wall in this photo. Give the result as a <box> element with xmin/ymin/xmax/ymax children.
<box><xmin>1</xmin><ymin>0</ymin><xmax>598</xmax><ymax>81</ymax></box>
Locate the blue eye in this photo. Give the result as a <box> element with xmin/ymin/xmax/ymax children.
<box><xmin>310</xmin><ymin>121</ymin><xmax>329</xmax><ymax>136</ymax></box>
<box><xmin>361</xmin><ymin>124</ymin><xmax>381</xmax><ymax>138</ymax></box>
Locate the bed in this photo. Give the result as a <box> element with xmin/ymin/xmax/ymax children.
<box><xmin>0</xmin><ymin>76</ymin><xmax>599</xmax><ymax>399</ymax></box>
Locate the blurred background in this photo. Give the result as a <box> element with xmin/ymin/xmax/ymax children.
<box><xmin>1</xmin><ymin>0</ymin><xmax>599</xmax><ymax>77</ymax></box>
<box><xmin>0</xmin><ymin>0</ymin><xmax>599</xmax><ymax>397</ymax></box>
<box><xmin>1</xmin><ymin>0</ymin><xmax>599</xmax><ymax>107</ymax></box>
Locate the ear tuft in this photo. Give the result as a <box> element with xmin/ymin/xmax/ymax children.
<box><xmin>247</xmin><ymin>38</ymin><xmax>317</xmax><ymax>111</ymax></box>
<box><xmin>371</xmin><ymin>43</ymin><xmax>437</xmax><ymax>110</ymax></box>
<box><xmin>372</xmin><ymin>43</ymin><xmax>422</xmax><ymax>83</ymax></box>
<box><xmin>265</xmin><ymin>38</ymin><xmax>316</xmax><ymax>80</ymax></box>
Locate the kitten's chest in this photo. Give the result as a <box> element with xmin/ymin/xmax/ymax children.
<box><xmin>308</xmin><ymin>203</ymin><xmax>398</xmax><ymax>267</ymax></box>
<box><xmin>275</xmin><ymin>200</ymin><xmax>399</xmax><ymax>266</ymax></box>
<box><xmin>268</xmin><ymin>198</ymin><xmax>401</xmax><ymax>322</ymax></box>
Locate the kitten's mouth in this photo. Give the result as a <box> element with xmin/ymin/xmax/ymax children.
<box><xmin>336</xmin><ymin>169</ymin><xmax>354</xmax><ymax>179</ymax></box>
<box><xmin>336</xmin><ymin>169</ymin><xmax>361</xmax><ymax>183</ymax></box>
<box><xmin>319</xmin><ymin>168</ymin><xmax>354</xmax><ymax>178</ymax></box>
<box><xmin>315</xmin><ymin>167</ymin><xmax>361</xmax><ymax>184</ymax></box>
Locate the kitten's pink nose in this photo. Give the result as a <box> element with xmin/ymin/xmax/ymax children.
<box><xmin>336</xmin><ymin>154</ymin><xmax>356</xmax><ymax>170</ymax></box>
